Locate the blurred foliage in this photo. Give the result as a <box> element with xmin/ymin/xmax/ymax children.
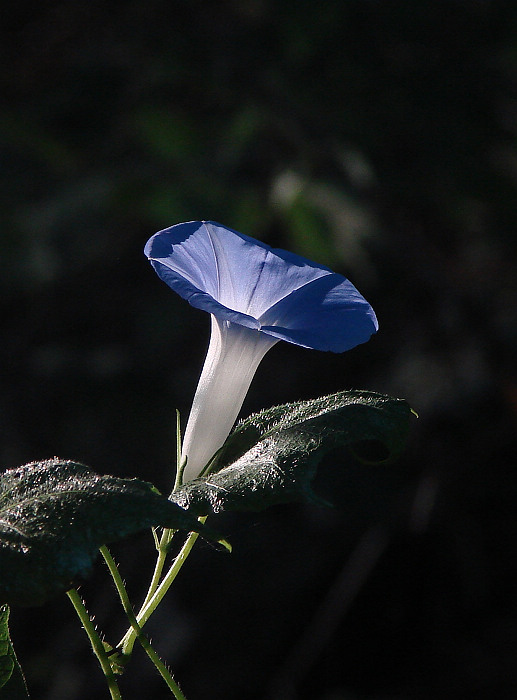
<box><xmin>1</xmin><ymin>1</ymin><xmax>517</xmax><ymax>699</ymax></box>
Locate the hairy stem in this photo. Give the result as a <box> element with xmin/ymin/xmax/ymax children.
<box><xmin>118</xmin><ymin>527</ymin><xmax>202</xmax><ymax>656</ymax></box>
<box><xmin>100</xmin><ymin>546</ymin><xmax>187</xmax><ymax>700</ymax></box>
<box><xmin>67</xmin><ymin>588</ymin><xmax>122</xmax><ymax>700</ymax></box>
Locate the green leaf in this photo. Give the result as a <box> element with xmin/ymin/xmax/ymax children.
<box><xmin>0</xmin><ymin>459</ymin><xmax>217</xmax><ymax>607</ymax></box>
<box><xmin>0</xmin><ymin>605</ymin><xmax>30</xmax><ymax>698</ymax></box>
<box><xmin>172</xmin><ymin>390</ymin><xmax>413</xmax><ymax>515</ymax></box>
<box><xmin>0</xmin><ymin>606</ymin><xmax>14</xmax><ymax>688</ymax></box>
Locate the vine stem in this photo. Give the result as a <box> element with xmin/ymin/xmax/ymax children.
<box><xmin>117</xmin><ymin>411</ymin><xmax>205</xmax><ymax>657</ymax></box>
<box><xmin>132</xmin><ymin>412</ymin><xmax>185</xmax><ymax>617</ymax></box>
<box><xmin>67</xmin><ymin>588</ymin><xmax>122</xmax><ymax>700</ymax></box>
<box><xmin>118</xmin><ymin>526</ymin><xmax>202</xmax><ymax>656</ymax></box>
<box><xmin>100</xmin><ymin>546</ymin><xmax>187</xmax><ymax>700</ymax></box>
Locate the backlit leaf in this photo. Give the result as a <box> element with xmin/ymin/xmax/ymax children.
<box><xmin>0</xmin><ymin>459</ymin><xmax>215</xmax><ymax>607</ymax></box>
<box><xmin>171</xmin><ymin>390</ymin><xmax>413</xmax><ymax>515</ymax></box>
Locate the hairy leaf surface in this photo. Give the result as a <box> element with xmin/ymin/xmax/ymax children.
<box><xmin>0</xmin><ymin>459</ymin><xmax>213</xmax><ymax>606</ymax></box>
<box><xmin>172</xmin><ymin>390</ymin><xmax>413</xmax><ymax>515</ymax></box>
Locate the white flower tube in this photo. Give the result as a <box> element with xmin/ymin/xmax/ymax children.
<box><xmin>180</xmin><ymin>317</ymin><xmax>278</xmax><ymax>482</ymax></box>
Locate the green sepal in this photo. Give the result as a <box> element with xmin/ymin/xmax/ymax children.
<box><xmin>0</xmin><ymin>459</ymin><xmax>221</xmax><ymax>607</ymax></box>
<box><xmin>0</xmin><ymin>605</ymin><xmax>30</xmax><ymax>698</ymax></box>
<box><xmin>171</xmin><ymin>390</ymin><xmax>413</xmax><ymax>516</ymax></box>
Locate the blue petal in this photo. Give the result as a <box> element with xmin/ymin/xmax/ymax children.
<box><xmin>259</xmin><ymin>273</ymin><xmax>378</xmax><ymax>352</ymax></box>
<box><xmin>147</xmin><ymin>258</ymin><xmax>262</xmax><ymax>331</ymax></box>
<box><xmin>145</xmin><ymin>220</ymin><xmax>332</xmax><ymax>314</ymax></box>
<box><xmin>145</xmin><ymin>220</ymin><xmax>378</xmax><ymax>352</ymax></box>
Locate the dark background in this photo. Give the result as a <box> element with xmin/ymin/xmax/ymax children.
<box><xmin>2</xmin><ymin>1</ymin><xmax>517</xmax><ymax>698</ymax></box>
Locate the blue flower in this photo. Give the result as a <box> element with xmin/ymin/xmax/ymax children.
<box><xmin>145</xmin><ymin>220</ymin><xmax>378</xmax><ymax>482</ymax></box>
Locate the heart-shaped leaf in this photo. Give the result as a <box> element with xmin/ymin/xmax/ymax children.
<box><xmin>172</xmin><ymin>390</ymin><xmax>413</xmax><ymax>515</ymax></box>
<box><xmin>0</xmin><ymin>459</ymin><xmax>216</xmax><ymax>607</ymax></box>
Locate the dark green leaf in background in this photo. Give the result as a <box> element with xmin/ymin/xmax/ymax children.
<box><xmin>0</xmin><ymin>605</ymin><xmax>14</xmax><ymax>688</ymax></box>
<box><xmin>172</xmin><ymin>390</ymin><xmax>413</xmax><ymax>515</ymax></box>
<box><xmin>0</xmin><ymin>605</ymin><xmax>30</xmax><ymax>698</ymax></box>
<box><xmin>0</xmin><ymin>459</ymin><xmax>216</xmax><ymax>607</ymax></box>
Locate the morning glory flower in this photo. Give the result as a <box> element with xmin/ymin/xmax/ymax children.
<box><xmin>145</xmin><ymin>220</ymin><xmax>378</xmax><ymax>483</ymax></box>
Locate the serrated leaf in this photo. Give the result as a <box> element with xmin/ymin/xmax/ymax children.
<box><xmin>0</xmin><ymin>459</ymin><xmax>215</xmax><ymax>607</ymax></box>
<box><xmin>0</xmin><ymin>605</ymin><xmax>30</xmax><ymax>698</ymax></box>
<box><xmin>172</xmin><ymin>390</ymin><xmax>413</xmax><ymax>515</ymax></box>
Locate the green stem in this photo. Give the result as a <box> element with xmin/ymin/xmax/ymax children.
<box><xmin>117</xmin><ymin>415</ymin><xmax>204</xmax><ymax>657</ymax></box>
<box><xmin>138</xmin><ymin>410</ymin><xmax>185</xmax><ymax>612</ymax></box>
<box><xmin>135</xmin><ymin>635</ymin><xmax>187</xmax><ymax>699</ymax></box>
<box><xmin>118</xmin><ymin>527</ymin><xmax>202</xmax><ymax>656</ymax></box>
<box><xmin>141</xmin><ymin>409</ymin><xmax>183</xmax><ymax>599</ymax></box>
<box><xmin>173</xmin><ymin>409</ymin><xmax>186</xmax><ymax>492</ymax></box>
<box><xmin>99</xmin><ymin>545</ymin><xmax>134</xmax><ymax>617</ymax></box>
<box><xmin>144</xmin><ymin>543</ymin><xmax>169</xmax><ymax>600</ymax></box>
<box><xmin>100</xmin><ymin>547</ymin><xmax>187</xmax><ymax>700</ymax></box>
<box><xmin>115</xmin><ymin>525</ymin><xmax>175</xmax><ymax>657</ymax></box>
<box><xmin>67</xmin><ymin>589</ymin><xmax>122</xmax><ymax>700</ymax></box>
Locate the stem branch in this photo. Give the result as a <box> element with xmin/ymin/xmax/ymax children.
<box><xmin>100</xmin><ymin>546</ymin><xmax>187</xmax><ymax>700</ymax></box>
<box><xmin>67</xmin><ymin>588</ymin><xmax>122</xmax><ymax>700</ymax></box>
<box><xmin>118</xmin><ymin>527</ymin><xmax>202</xmax><ymax>655</ymax></box>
